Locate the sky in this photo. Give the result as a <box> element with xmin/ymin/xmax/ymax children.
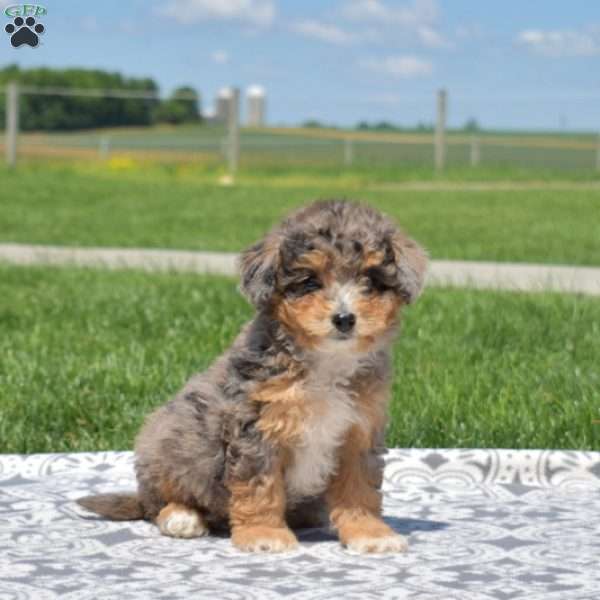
<box><xmin>2</xmin><ymin>0</ymin><xmax>600</xmax><ymax>130</ymax></box>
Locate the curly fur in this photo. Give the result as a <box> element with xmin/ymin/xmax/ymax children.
<box><xmin>77</xmin><ymin>199</ymin><xmax>427</xmax><ymax>553</ymax></box>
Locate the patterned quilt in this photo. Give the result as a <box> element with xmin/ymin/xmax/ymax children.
<box><xmin>1</xmin><ymin>449</ymin><xmax>599</xmax><ymax>599</ymax></box>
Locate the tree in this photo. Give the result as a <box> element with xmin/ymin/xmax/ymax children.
<box><xmin>154</xmin><ymin>86</ymin><xmax>201</xmax><ymax>124</ymax></box>
<box><xmin>0</xmin><ymin>65</ymin><xmax>160</xmax><ymax>130</ymax></box>
<box><xmin>302</xmin><ymin>119</ymin><xmax>324</xmax><ymax>128</ymax></box>
<box><xmin>463</xmin><ymin>118</ymin><xmax>480</xmax><ymax>132</ymax></box>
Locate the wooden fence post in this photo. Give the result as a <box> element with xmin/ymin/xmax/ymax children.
<box><xmin>596</xmin><ymin>133</ymin><xmax>600</xmax><ymax>172</ymax></box>
<box><xmin>434</xmin><ymin>88</ymin><xmax>447</xmax><ymax>173</ymax></box>
<box><xmin>5</xmin><ymin>82</ymin><xmax>19</xmax><ymax>168</ymax></box>
<box><xmin>227</xmin><ymin>87</ymin><xmax>240</xmax><ymax>176</ymax></box>
<box><xmin>470</xmin><ymin>134</ymin><xmax>480</xmax><ymax>167</ymax></box>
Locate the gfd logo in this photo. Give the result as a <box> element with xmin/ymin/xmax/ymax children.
<box><xmin>4</xmin><ymin>5</ymin><xmax>46</xmax><ymax>48</ymax></box>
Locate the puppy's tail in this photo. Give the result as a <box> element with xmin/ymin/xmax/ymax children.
<box><xmin>77</xmin><ymin>493</ymin><xmax>144</xmax><ymax>521</ymax></box>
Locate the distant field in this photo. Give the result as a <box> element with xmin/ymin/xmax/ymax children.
<box><xmin>1</xmin><ymin>163</ymin><xmax>599</xmax><ymax>265</ymax></box>
<box><xmin>1</xmin><ymin>265</ymin><xmax>597</xmax><ymax>453</ymax></box>
<box><xmin>3</xmin><ymin>123</ymin><xmax>600</xmax><ymax>177</ymax></box>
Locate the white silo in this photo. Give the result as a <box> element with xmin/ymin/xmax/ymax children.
<box><xmin>246</xmin><ymin>85</ymin><xmax>266</xmax><ymax>127</ymax></box>
<box><xmin>216</xmin><ymin>87</ymin><xmax>233</xmax><ymax>122</ymax></box>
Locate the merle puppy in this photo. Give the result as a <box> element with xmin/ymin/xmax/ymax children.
<box><xmin>79</xmin><ymin>199</ymin><xmax>427</xmax><ymax>554</ymax></box>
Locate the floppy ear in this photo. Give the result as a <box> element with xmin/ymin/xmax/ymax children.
<box><xmin>238</xmin><ymin>236</ymin><xmax>280</xmax><ymax>308</ymax></box>
<box><xmin>389</xmin><ymin>232</ymin><xmax>428</xmax><ymax>304</ymax></box>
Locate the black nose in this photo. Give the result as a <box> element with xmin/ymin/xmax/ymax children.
<box><xmin>332</xmin><ymin>312</ymin><xmax>356</xmax><ymax>333</ymax></box>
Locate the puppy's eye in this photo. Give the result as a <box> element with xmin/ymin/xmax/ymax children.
<box><xmin>364</xmin><ymin>269</ymin><xmax>393</xmax><ymax>294</ymax></box>
<box><xmin>286</xmin><ymin>276</ymin><xmax>322</xmax><ymax>297</ymax></box>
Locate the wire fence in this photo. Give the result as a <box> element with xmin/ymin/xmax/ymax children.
<box><xmin>2</xmin><ymin>83</ymin><xmax>600</xmax><ymax>175</ymax></box>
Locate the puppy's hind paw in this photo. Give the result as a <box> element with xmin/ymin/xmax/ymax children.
<box><xmin>232</xmin><ymin>526</ymin><xmax>298</xmax><ymax>553</ymax></box>
<box><xmin>156</xmin><ymin>503</ymin><xmax>207</xmax><ymax>539</ymax></box>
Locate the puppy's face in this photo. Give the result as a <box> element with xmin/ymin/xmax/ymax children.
<box><xmin>239</xmin><ymin>201</ymin><xmax>427</xmax><ymax>354</ymax></box>
<box><xmin>272</xmin><ymin>243</ymin><xmax>404</xmax><ymax>352</ymax></box>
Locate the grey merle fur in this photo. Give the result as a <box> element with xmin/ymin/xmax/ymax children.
<box><xmin>77</xmin><ymin>199</ymin><xmax>426</xmax><ymax>530</ymax></box>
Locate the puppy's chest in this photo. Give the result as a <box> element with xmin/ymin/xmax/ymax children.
<box><xmin>283</xmin><ymin>359</ymin><xmax>364</xmax><ymax>500</ymax></box>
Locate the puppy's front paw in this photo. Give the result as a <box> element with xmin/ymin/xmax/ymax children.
<box><xmin>232</xmin><ymin>526</ymin><xmax>298</xmax><ymax>553</ymax></box>
<box><xmin>346</xmin><ymin>532</ymin><xmax>408</xmax><ymax>554</ymax></box>
<box><xmin>340</xmin><ymin>517</ymin><xmax>408</xmax><ymax>554</ymax></box>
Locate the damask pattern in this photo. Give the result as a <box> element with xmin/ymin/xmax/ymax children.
<box><xmin>1</xmin><ymin>449</ymin><xmax>599</xmax><ymax>599</ymax></box>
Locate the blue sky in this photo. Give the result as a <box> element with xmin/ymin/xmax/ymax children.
<box><xmin>3</xmin><ymin>0</ymin><xmax>600</xmax><ymax>130</ymax></box>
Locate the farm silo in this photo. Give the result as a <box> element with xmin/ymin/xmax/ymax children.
<box><xmin>246</xmin><ymin>85</ymin><xmax>266</xmax><ymax>127</ymax></box>
<box><xmin>216</xmin><ymin>87</ymin><xmax>233</xmax><ymax>122</ymax></box>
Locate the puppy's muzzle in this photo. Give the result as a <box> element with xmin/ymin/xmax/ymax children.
<box><xmin>332</xmin><ymin>312</ymin><xmax>356</xmax><ymax>333</ymax></box>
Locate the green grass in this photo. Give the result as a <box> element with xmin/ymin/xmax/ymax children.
<box><xmin>1</xmin><ymin>163</ymin><xmax>600</xmax><ymax>265</ymax></box>
<box><xmin>1</xmin><ymin>264</ymin><xmax>598</xmax><ymax>453</ymax></box>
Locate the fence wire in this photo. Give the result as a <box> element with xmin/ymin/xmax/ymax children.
<box><xmin>2</xmin><ymin>85</ymin><xmax>600</xmax><ymax>174</ymax></box>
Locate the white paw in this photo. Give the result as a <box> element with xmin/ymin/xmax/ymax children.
<box><xmin>232</xmin><ymin>528</ymin><xmax>299</xmax><ymax>553</ymax></box>
<box><xmin>158</xmin><ymin>508</ymin><xmax>207</xmax><ymax>539</ymax></box>
<box><xmin>238</xmin><ymin>536</ymin><xmax>298</xmax><ymax>553</ymax></box>
<box><xmin>346</xmin><ymin>533</ymin><xmax>408</xmax><ymax>554</ymax></box>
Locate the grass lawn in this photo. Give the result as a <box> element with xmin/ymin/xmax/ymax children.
<box><xmin>1</xmin><ymin>264</ymin><xmax>598</xmax><ymax>453</ymax></box>
<box><xmin>1</xmin><ymin>163</ymin><xmax>600</xmax><ymax>265</ymax></box>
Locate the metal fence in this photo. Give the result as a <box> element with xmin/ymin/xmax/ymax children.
<box><xmin>3</xmin><ymin>83</ymin><xmax>600</xmax><ymax>176</ymax></box>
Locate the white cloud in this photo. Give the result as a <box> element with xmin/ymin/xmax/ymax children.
<box><xmin>291</xmin><ymin>19</ymin><xmax>356</xmax><ymax>45</ymax></box>
<box><xmin>359</xmin><ymin>55</ymin><xmax>433</xmax><ymax>78</ymax></box>
<box><xmin>517</xmin><ymin>28</ymin><xmax>600</xmax><ymax>57</ymax></box>
<box><xmin>342</xmin><ymin>0</ymin><xmax>449</xmax><ymax>49</ymax></box>
<box><xmin>211</xmin><ymin>49</ymin><xmax>229</xmax><ymax>64</ymax></box>
<box><xmin>417</xmin><ymin>25</ymin><xmax>450</xmax><ymax>48</ymax></box>
<box><xmin>343</xmin><ymin>0</ymin><xmax>438</xmax><ymax>27</ymax></box>
<box><xmin>343</xmin><ymin>0</ymin><xmax>388</xmax><ymax>21</ymax></box>
<box><xmin>157</xmin><ymin>0</ymin><xmax>275</xmax><ymax>27</ymax></box>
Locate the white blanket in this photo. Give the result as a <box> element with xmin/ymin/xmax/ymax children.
<box><xmin>1</xmin><ymin>449</ymin><xmax>599</xmax><ymax>599</ymax></box>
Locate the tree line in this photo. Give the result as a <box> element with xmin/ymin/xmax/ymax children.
<box><xmin>303</xmin><ymin>118</ymin><xmax>481</xmax><ymax>133</ymax></box>
<box><xmin>0</xmin><ymin>65</ymin><xmax>201</xmax><ymax>130</ymax></box>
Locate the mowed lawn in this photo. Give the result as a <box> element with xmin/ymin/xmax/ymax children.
<box><xmin>1</xmin><ymin>164</ymin><xmax>600</xmax><ymax>265</ymax></box>
<box><xmin>1</xmin><ymin>265</ymin><xmax>598</xmax><ymax>453</ymax></box>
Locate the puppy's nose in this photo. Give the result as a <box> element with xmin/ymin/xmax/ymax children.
<box><xmin>332</xmin><ymin>312</ymin><xmax>356</xmax><ymax>333</ymax></box>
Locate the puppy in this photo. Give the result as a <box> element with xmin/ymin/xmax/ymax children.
<box><xmin>78</xmin><ymin>199</ymin><xmax>427</xmax><ymax>554</ymax></box>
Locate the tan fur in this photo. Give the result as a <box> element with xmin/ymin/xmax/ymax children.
<box><xmin>363</xmin><ymin>250</ymin><xmax>386</xmax><ymax>268</ymax></box>
<box><xmin>159</xmin><ymin>478</ymin><xmax>178</xmax><ymax>503</ymax></box>
<box><xmin>294</xmin><ymin>248</ymin><xmax>332</xmax><ymax>274</ymax></box>
<box><xmin>354</xmin><ymin>293</ymin><xmax>402</xmax><ymax>352</ymax></box>
<box><xmin>275</xmin><ymin>292</ymin><xmax>334</xmax><ymax>349</ymax></box>
<box><xmin>253</xmin><ymin>370</ymin><xmax>310</xmax><ymax>446</ymax></box>
<box><xmin>231</xmin><ymin>524</ymin><xmax>298</xmax><ymax>553</ymax></box>
<box><xmin>327</xmin><ymin>426</ymin><xmax>382</xmax><ymax>519</ymax></box>
<box><xmin>156</xmin><ymin>502</ymin><xmax>189</xmax><ymax>522</ymax></box>
<box><xmin>228</xmin><ymin>463</ymin><xmax>298</xmax><ymax>552</ymax></box>
<box><xmin>326</xmin><ymin>426</ymin><xmax>404</xmax><ymax>551</ymax></box>
<box><xmin>325</xmin><ymin>381</ymin><xmax>407</xmax><ymax>553</ymax></box>
<box><xmin>228</xmin><ymin>467</ymin><xmax>288</xmax><ymax>530</ymax></box>
<box><xmin>256</xmin><ymin>390</ymin><xmax>310</xmax><ymax>446</ymax></box>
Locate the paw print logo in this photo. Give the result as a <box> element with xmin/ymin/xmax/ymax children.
<box><xmin>5</xmin><ymin>16</ymin><xmax>45</xmax><ymax>48</ymax></box>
